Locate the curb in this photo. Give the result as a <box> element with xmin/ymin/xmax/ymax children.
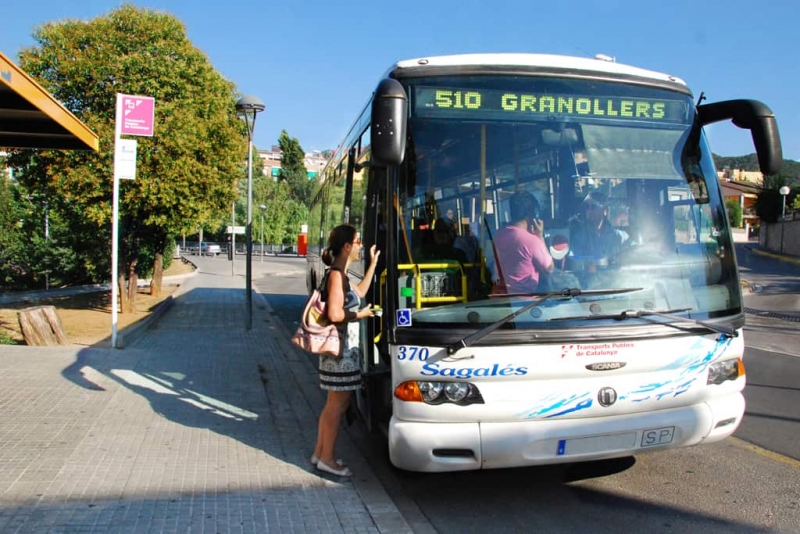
<box><xmin>748</xmin><ymin>246</ymin><xmax>800</xmax><ymax>265</ymax></box>
<box><xmin>116</xmin><ymin>294</ymin><xmax>175</xmax><ymax>348</ymax></box>
<box><xmin>116</xmin><ymin>262</ymin><xmax>198</xmax><ymax>347</ymax></box>
<box><xmin>254</xmin><ymin>291</ymin><xmax>423</xmax><ymax>534</ymax></box>
<box><xmin>0</xmin><ymin>265</ymin><xmax>198</xmax><ymax>306</ymax></box>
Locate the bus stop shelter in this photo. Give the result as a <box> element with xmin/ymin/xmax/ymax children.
<box><xmin>1</xmin><ymin>50</ymin><xmax>98</xmax><ymax>151</ymax></box>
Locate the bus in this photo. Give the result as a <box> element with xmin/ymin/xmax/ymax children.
<box><xmin>306</xmin><ymin>53</ymin><xmax>782</xmax><ymax>472</ymax></box>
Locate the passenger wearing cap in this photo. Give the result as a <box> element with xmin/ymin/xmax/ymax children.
<box><xmin>493</xmin><ymin>191</ymin><xmax>554</xmax><ymax>294</ymax></box>
<box><xmin>569</xmin><ymin>191</ymin><xmax>629</xmax><ymax>263</ymax></box>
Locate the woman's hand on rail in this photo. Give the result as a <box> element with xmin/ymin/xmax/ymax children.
<box><xmin>357</xmin><ymin>304</ymin><xmax>375</xmax><ymax>319</ymax></box>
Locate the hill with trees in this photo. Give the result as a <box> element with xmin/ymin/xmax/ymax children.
<box><xmin>713</xmin><ymin>154</ymin><xmax>800</xmax><ymax>183</ymax></box>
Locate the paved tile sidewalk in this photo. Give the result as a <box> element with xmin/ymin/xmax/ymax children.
<box><xmin>0</xmin><ymin>260</ymin><xmax>412</xmax><ymax>533</ymax></box>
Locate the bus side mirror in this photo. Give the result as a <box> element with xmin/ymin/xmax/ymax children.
<box><xmin>371</xmin><ymin>78</ymin><xmax>408</xmax><ymax>166</ymax></box>
<box><xmin>697</xmin><ymin>99</ymin><xmax>783</xmax><ymax>176</ymax></box>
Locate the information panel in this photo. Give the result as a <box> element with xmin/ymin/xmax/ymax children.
<box><xmin>414</xmin><ymin>86</ymin><xmax>690</xmax><ymax>125</ymax></box>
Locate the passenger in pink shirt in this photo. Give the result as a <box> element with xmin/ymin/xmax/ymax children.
<box><xmin>494</xmin><ymin>191</ymin><xmax>554</xmax><ymax>294</ymax></box>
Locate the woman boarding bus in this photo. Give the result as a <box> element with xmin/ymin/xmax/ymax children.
<box><xmin>305</xmin><ymin>53</ymin><xmax>782</xmax><ymax>472</ymax></box>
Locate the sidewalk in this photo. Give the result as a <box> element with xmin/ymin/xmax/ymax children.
<box><xmin>0</xmin><ymin>259</ymin><xmax>414</xmax><ymax>533</ymax></box>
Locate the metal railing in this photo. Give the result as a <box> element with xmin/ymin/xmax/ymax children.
<box><xmin>180</xmin><ymin>242</ymin><xmax>298</xmax><ymax>256</ymax></box>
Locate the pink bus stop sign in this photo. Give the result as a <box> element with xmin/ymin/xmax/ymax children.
<box><xmin>118</xmin><ymin>94</ymin><xmax>155</xmax><ymax>136</ymax></box>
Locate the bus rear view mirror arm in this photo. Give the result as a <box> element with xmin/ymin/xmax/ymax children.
<box><xmin>697</xmin><ymin>99</ymin><xmax>783</xmax><ymax>176</ymax></box>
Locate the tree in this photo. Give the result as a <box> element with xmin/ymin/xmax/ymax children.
<box><xmin>713</xmin><ymin>153</ymin><xmax>800</xmax><ymax>183</ymax></box>
<box><xmin>754</xmin><ymin>174</ymin><xmax>792</xmax><ymax>223</ymax></box>
<box><xmin>7</xmin><ymin>6</ymin><xmax>245</xmax><ymax>307</ymax></box>
<box><xmin>724</xmin><ymin>199</ymin><xmax>743</xmax><ymax>228</ymax></box>
<box><xmin>253</xmin><ymin>177</ymin><xmax>308</xmax><ymax>247</ymax></box>
<box><xmin>277</xmin><ymin>130</ymin><xmax>313</xmax><ymax>204</ymax></box>
<box><xmin>0</xmin><ymin>177</ymin><xmax>27</xmax><ymax>288</ymax></box>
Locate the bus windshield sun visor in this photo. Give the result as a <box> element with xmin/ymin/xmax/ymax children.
<box><xmin>446</xmin><ymin>287</ymin><xmax>644</xmax><ymax>355</ymax></box>
<box><xmin>549</xmin><ymin>308</ymin><xmax>738</xmax><ymax>338</ymax></box>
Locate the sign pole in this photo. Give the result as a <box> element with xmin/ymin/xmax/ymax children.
<box><xmin>111</xmin><ymin>93</ymin><xmax>155</xmax><ymax>348</ymax></box>
<box><xmin>111</xmin><ymin>94</ymin><xmax>122</xmax><ymax>348</ymax></box>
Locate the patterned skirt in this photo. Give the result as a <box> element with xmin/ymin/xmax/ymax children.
<box><xmin>319</xmin><ymin>323</ymin><xmax>362</xmax><ymax>391</ymax></box>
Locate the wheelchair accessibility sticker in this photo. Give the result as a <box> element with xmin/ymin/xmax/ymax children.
<box><xmin>396</xmin><ymin>308</ymin><xmax>412</xmax><ymax>327</ymax></box>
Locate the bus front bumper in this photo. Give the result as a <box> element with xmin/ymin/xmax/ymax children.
<box><xmin>388</xmin><ymin>393</ymin><xmax>744</xmax><ymax>472</ymax></box>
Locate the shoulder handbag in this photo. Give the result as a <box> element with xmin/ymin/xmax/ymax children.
<box><xmin>290</xmin><ymin>274</ymin><xmax>342</xmax><ymax>357</ymax></box>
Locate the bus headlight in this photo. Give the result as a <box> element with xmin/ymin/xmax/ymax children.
<box><xmin>707</xmin><ymin>358</ymin><xmax>745</xmax><ymax>385</ymax></box>
<box><xmin>444</xmin><ymin>382</ymin><xmax>469</xmax><ymax>402</ymax></box>
<box><xmin>395</xmin><ymin>381</ymin><xmax>484</xmax><ymax>405</ymax></box>
<box><xmin>419</xmin><ymin>381</ymin><xmax>444</xmax><ymax>402</ymax></box>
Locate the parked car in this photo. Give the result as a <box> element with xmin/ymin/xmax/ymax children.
<box><xmin>200</xmin><ymin>243</ymin><xmax>221</xmax><ymax>257</ymax></box>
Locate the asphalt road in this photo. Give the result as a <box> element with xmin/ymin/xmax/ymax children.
<box><xmin>734</xmin><ymin>243</ymin><xmax>800</xmax><ymax>462</ymax></box>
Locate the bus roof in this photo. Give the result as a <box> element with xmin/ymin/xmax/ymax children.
<box><xmin>387</xmin><ymin>53</ymin><xmax>687</xmax><ymax>88</ymax></box>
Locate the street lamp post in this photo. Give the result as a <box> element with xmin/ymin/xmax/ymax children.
<box><xmin>259</xmin><ymin>204</ymin><xmax>266</xmax><ymax>262</ymax></box>
<box><xmin>236</xmin><ymin>95</ymin><xmax>265</xmax><ymax>330</ymax></box>
<box><xmin>231</xmin><ymin>201</ymin><xmax>236</xmax><ymax>276</ymax></box>
<box><xmin>779</xmin><ymin>185</ymin><xmax>791</xmax><ymax>256</ymax></box>
<box><xmin>780</xmin><ymin>185</ymin><xmax>790</xmax><ymax>220</ymax></box>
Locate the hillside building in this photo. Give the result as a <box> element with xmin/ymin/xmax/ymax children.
<box><xmin>257</xmin><ymin>146</ymin><xmax>327</xmax><ymax>180</ymax></box>
<box><xmin>718</xmin><ymin>168</ymin><xmax>764</xmax><ymax>232</ymax></box>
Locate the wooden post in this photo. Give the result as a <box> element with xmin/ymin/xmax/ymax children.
<box><xmin>17</xmin><ymin>305</ymin><xmax>69</xmax><ymax>346</ymax></box>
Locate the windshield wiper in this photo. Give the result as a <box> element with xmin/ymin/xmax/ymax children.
<box><xmin>549</xmin><ymin>308</ymin><xmax>738</xmax><ymax>338</ymax></box>
<box><xmin>490</xmin><ymin>287</ymin><xmax>643</xmax><ymax>298</ymax></box>
<box><xmin>445</xmin><ymin>287</ymin><xmax>642</xmax><ymax>355</ymax></box>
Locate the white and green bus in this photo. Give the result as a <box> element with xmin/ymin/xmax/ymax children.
<box><xmin>306</xmin><ymin>53</ymin><xmax>782</xmax><ymax>472</ymax></box>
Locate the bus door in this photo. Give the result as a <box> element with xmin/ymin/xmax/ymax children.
<box><xmin>352</xmin><ymin>131</ymin><xmax>394</xmax><ymax>434</ymax></box>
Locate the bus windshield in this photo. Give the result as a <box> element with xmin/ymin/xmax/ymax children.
<box><xmin>392</xmin><ymin>74</ymin><xmax>738</xmax><ymax>330</ymax></box>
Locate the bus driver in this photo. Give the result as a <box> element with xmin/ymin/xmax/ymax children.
<box><xmin>569</xmin><ymin>191</ymin><xmax>629</xmax><ymax>262</ymax></box>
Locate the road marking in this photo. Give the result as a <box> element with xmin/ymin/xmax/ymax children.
<box><xmin>729</xmin><ymin>437</ymin><xmax>800</xmax><ymax>469</ymax></box>
<box><xmin>751</xmin><ymin>248</ymin><xmax>800</xmax><ymax>265</ymax></box>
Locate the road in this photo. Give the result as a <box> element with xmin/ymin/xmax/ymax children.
<box><xmin>247</xmin><ymin>253</ymin><xmax>800</xmax><ymax>532</ymax></box>
<box><xmin>734</xmin><ymin>243</ymin><xmax>800</xmax><ymax>463</ymax></box>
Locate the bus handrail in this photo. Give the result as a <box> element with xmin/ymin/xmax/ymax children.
<box><xmin>374</xmin><ymin>261</ymin><xmax>474</xmax><ymax>343</ymax></box>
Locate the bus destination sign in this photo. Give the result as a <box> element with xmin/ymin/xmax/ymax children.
<box><xmin>414</xmin><ymin>86</ymin><xmax>690</xmax><ymax>124</ymax></box>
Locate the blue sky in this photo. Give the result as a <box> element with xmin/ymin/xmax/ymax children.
<box><xmin>3</xmin><ymin>0</ymin><xmax>799</xmax><ymax>161</ymax></box>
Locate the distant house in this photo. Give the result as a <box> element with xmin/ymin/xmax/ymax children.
<box><xmin>717</xmin><ymin>168</ymin><xmax>764</xmax><ymax>230</ymax></box>
<box><xmin>257</xmin><ymin>146</ymin><xmax>328</xmax><ymax>180</ymax></box>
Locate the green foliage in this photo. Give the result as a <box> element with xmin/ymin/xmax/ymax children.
<box><xmin>754</xmin><ymin>174</ymin><xmax>795</xmax><ymax>223</ymax></box>
<box><xmin>724</xmin><ymin>199</ymin><xmax>743</xmax><ymax>228</ymax></box>
<box><xmin>278</xmin><ymin>130</ymin><xmax>313</xmax><ymax>204</ymax></box>
<box><xmin>0</xmin><ymin>330</ymin><xmax>17</xmax><ymax>345</ymax></box>
<box><xmin>278</xmin><ymin>130</ymin><xmax>306</xmax><ymax>176</ymax></box>
<box><xmin>0</xmin><ymin>178</ymin><xmax>27</xmax><ymax>288</ymax></box>
<box><xmin>253</xmin><ymin>178</ymin><xmax>308</xmax><ymax>245</ymax></box>
<box><xmin>713</xmin><ymin>154</ymin><xmax>800</xmax><ymax>183</ymax></box>
<box><xmin>755</xmin><ymin>189</ymin><xmax>781</xmax><ymax>223</ymax></box>
<box><xmin>0</xmin><ymin>176</ymin><xmax>110</xmax><ymax>290</ymax></box>
<box><xmin>6</xmin><ymin>5</ymin><xmax>244</xmax><ymax>286</ymax></box>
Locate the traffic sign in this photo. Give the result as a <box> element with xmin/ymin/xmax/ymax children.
<box><xmin>119</xmin><ymin>94</ymin><xmax>155</xmax><ymax>136</ymax></box>
<box><xmin>114</xmin><ymin>138</ymin><xmax>137</xmax><ymax>180</ymax></box>
<box><xmin>396</xmin><ymin>309</ymin><xmax>412</xmax><ymax>327</ymax></box>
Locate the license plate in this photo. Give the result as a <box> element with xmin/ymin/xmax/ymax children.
<box><xmin>641</xmin><ymin>426</ymin><xmax>675</xmax><ymax>447</ymax></box>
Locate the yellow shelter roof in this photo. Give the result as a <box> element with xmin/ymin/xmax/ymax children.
<box><xmin>0</xmin><ymin>50</ymin><xmax>98</xmax><ymax>151</ymax></box>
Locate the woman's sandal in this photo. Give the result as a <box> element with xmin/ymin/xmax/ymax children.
<box><xmin>309</xmin><ymin>455</ymin><xmax>345</xmax><ymax>467</ymax></box>
<box><xmin>316</xmin><ymin>459</ymin><xmax>352</xmax><ymax>477</ymax></box>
